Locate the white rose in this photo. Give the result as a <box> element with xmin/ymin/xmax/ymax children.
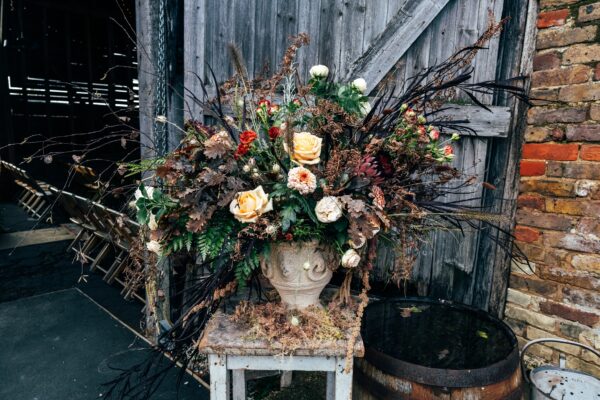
<box><xmin>135</xmin><ymin>186</ymin><xmax>155</xmax><ymax>200</ymax></box>
<box><xmin>352</xmin><ymin>78</ymin><xmax>367</xmax><ymax>93</ymax></box>
<box><xmin>349</xmin><ymin>235</ymin><xmax>366</xmax><ymax>249</ymax></box>
<box><xmin>359</xmin><ymin>101</ymin><xmax>372</xmax><ymax>117</ymax></box>
<box><xmin>146</xmin><ymin>240</ymin><xmax>162</xmax><ymax>255</ymax></box>
<box><xmin>283</xmin><ymin>132</ymin><xmax>322</xmax><ymax>165</ymax></box>
<box><xmin>341</xmin><ymin>249</ymin><xmax>361</xmax><ymax>268</ymax></box>
<box><xmin>148</xmin><ymin>213</ymin><xmax>158</xmax><ymax>230</ymax></box>
<box><xmin>309</xmin><ymin>64</ymin><xmax>329</xmax><ymax>78</ymax></box>
<box><xmin>315</xmin><ymin>196</ymin><xmax>343</xmax><ymax>223</ymax></box>
<box><xmin>229</xmin><ymin>185</ymin><xmax>273</xmax><ymax>223</ymax></box>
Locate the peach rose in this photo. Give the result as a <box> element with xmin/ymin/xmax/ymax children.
<box><xmin>229</xmin><ymin>185</ymin><xmax>273</xmax><ymax>223</ymax></box>
<box><xmin>284</xmin><ymin>132</ymin><xmax>322</xmax><ymax>165</ymax></box>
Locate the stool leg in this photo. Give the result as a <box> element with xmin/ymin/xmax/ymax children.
<box><xmin>209</xmin><ymin>354</ymin><xmax>229</xmax><ymax>400</ymax></box>
<box><xmin>326</xmin><ymin>371</ymin><xmax>335</xmax><ymax>400</ymax></box>
<box><xmin>232</xmin><ymin>369</ymin><xmax>245</xmax><ymax>400</ymax></box>
<box><xmin>280</xmin><ymin>371</ymin><xmax>292</xmax><ymax>388</ymax></box>
<box><xmin>334</xmin><ymin>358</ymin><xmax>352</xmax><ymax>400</ymax></box>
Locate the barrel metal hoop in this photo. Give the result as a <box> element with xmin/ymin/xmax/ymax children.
<box><xmin>364</xmin><ymin>344</ymin><xmax>520</xmax><ymax>388</ymax></box>
<box><xmin>355</xmin><ymin>360</ymin><xmax>524</xmax><ymax>400</ymax></box>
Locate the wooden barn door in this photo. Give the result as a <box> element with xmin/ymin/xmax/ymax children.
<box><xmin>176</xmin><ymin>0</ymin><xmax>536</xmax><ymax>315</ymax></box>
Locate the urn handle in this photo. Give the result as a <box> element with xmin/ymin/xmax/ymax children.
<box><xmin>260</xmin><ymin>252</ymin><xmax>275</xmax><ymax>279</ymax></box>
<box><xmin>307</xmin><ymin>250</ymin><xmax>330</xmax><ymax>282</ymax></box>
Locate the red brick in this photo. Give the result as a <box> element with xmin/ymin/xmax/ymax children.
<box><xmin>515</xmin><ymin>225</ymin><xmax>542</xmax><ymax>243</ymax></box>
<box><xmin>533</xmin><ymin>52</ymin><xmax>561</xmax><ymax>71</ymax></box>
<box><xmin>546</xmin><ymin>198</ymin><xmax>600</xmax><ymax>216</ymax></box>
<box><xmin>537</xmin><ymin>26</ymin><xmax>597</xmax><ymax>50</ymax></box>
<box><xmin>578</xmin><ymin>2</ymin><xmax>600</xmax><ymax>22</ymax></box>
<box><xmin>520</xmin><ymin>160</ymin><xmax>546</xmax><ymax>176</ymax></box>
<box><xmin>517</xmin><ymin>194</ymin><xmax>546</xmax><ymax>210</ymax></box>
<box><xmin>591</xmin><ymin>104</ymin><xmax>600</xmax><ymax>120</ymax></box>
<box><xmin>532</xmin><ymin>65</ymin><xmax>591</xmax><ymax>88</ymax></box>
<box><xmin>525</xmin><ymin>126</ymin><xmax>564</xmax><ymax>142</ymax></box>
<box><xmin>563</xmin><ymin>286</ymin><xmax>600</xmax><ymax>309</ymax></box>
<box><xmin>563</xmin><ymin>44</ymin><xmax>600</xmax><ymax>64</ymax></box>
<box><xmin>530</xmin><ymin>88</ymin><xmax>561</xmax><ymax>105</ymax></box>
<box><xmin>510</xmin><ymin>274</ymin><xmax>560</xmax><ymax>297</ymax></box>
<box><xmin>581</xmin><ymin>145</ymin><xmax>600</xmax><ymax>161</ymax></box>
<box><xmin>540</xmin><ymin>0</ymin><xmax>579</xmax><ymax>7</ymax></box>
<box><xmin>516</xmin><ymin>209</ymin><xmax>574</xmax><ymax>230</ymax></box>
<box><xmin>547</xmin><ymin>161</ymin><xmax>600</xmax><ymax>179</ymax></box>
<box><xmin>520</xmin><ymin>179</ymin><xmax>575</xmax><ymax>197</ymax></box>
<box><xmin>522</xmin><ymin>143</ymin><xmax>579</xmax><ymax>161</ymax></box>
<box><xmin>539</xmin><ymin>265</ymin><xmax>600</xmax><ymax>291</ymax></box>
<box><xmin>553</xmin><ymin>233</ymin><xmax>600</xmax><ymax>253</ymax></box>
<box><xmin>559</xmin><ymin>82</ymin><xmax>600</xmax><ymax>102</ymax></box>
<box><xmin>566</xmin><ymin>125</ymin><xmax>600</xmax><ymax>142</ymax></box>
<box><xmin>540</xmin><ymin>301</ymin><xmax>599</xmax><ymax>326</ymax></box>
<box><xmin>537</xmin><ymin>9</ymin><xmax>570</xmax><ymax>28</ymax></box>
<box><xmin>527</xmin><ymin>106</ymin><xmax>588</xmax><ymax>125</ymax></box>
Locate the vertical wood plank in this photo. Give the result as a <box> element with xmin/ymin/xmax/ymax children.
<box><xmin>183</xmin><ymin>0</ymin><xmax>206</xmax><ymax>119</ymax></box>
<box><xmin>209</xmin><ymin>354</ymin><xmax>229</xmax><ymax>400</ymax></box>
<box><xmin>326</xmin><ymin>371</ymin><xmax>335</xmax><ymax>400</ymax></box>
<box><xmin>481</xmin><ymin>0</ymin><xmax>537</xmax><ymax>316</ymax></box>
<box><xmin>232</xmin><ymin>369</ymin><xmax>246</xmax><ymax>400</ymax></box>
<box><xmin>339</xmin><ymin>0</ymin><xmax>366</xmax><ymax>79</ymax></box>
<box><xmin>297</xmin><ymin>0</ymin><xmax>322</xmax><ymax>79</ymax></box>
<box><xmin>334</xmin><ymin>357</ymin><xmax>352</xmax><ymax>400</ymax></box>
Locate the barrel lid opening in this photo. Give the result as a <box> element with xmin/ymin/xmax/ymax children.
<box><xmin>360</xmin><ymin>298</ymin><xmax>524</xmax><ymax>388</ymax></box>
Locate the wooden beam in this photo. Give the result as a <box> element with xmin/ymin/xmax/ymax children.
<box><xmin>183</xmin><ymin>0</ymin><xmax>206</xmax><ymax>121</ymax></box>
<box><xmin>343</xmin><ymin>0</ymin><xmax>451</xmax><ymax>92</ymax></box>
<box><xmin>476</xmin><ymin>0</ymin><xmax>538</xmax><ymax>317</ymax></box>
<box><xmin>436</xmin><ymin>105</ymin><xmax>512</xmax><ymax>138</ymax></box>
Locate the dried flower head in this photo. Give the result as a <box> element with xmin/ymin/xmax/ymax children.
<box><xmin>287</xmin><ymin>166</ymin><xmax>317</xmax><ymax>195</ymax></box>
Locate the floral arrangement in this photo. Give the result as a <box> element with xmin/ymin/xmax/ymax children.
<box><xmin>134</xmin><ymin>50</ymin><xmax>465</xmax><ymax>289</ymax></box>
<box><xmin>111</xmin><ymin>28</ymin><xmax>529</xmax><ymax>398</ymax></box>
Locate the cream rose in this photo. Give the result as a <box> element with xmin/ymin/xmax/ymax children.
<box><xmin>148</xmin><ymin>213</ymin><xmax>158</xmax><ymax>230</ymax></box>
<box><xmin>309</xmin><ymin>64</ymin><xmax>329</xmax><ymax>78</ymax></box>
<box><xmin>229</xmin><ymin>185</ymin><xmax>273</xmax><ymax>223</ymax></box>
<box><xmin>146</xmin><ymin>240</ymin><xmax>162</xmax><ymax>255</ymax></box>
<box><xmin>315</xmin><ymin>196</ymin><xmax>343</xmax><ymax>223</ymax></box>
<box><xmin>341</xmin><ymin>249</ymin><xmax>361</xmax><ymax>268</ymax></box>
<box><xmin>352</xmin><ymin>78</ymin><xmax>367</xmax><ymax>93</ymax></box>
<box><xmin>284</xmin><ymin>132</ymin><xmax>322</xmax><ymax>165</ymax></box>
<box><xmin>359</xmin><ymin>101</ymin><xmax>372</xmax><ymax>117</ymax></box>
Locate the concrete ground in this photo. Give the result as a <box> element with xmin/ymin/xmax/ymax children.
<box><xmin>0</xmin><ymin>202</ymin><xmax>208</xmax><ymax>399</ymax></box>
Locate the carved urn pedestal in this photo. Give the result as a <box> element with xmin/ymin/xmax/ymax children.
<box><xmin>260</xmin><ymin>240</ymin><xmax>336</xmax><ymax>309</ymax></box>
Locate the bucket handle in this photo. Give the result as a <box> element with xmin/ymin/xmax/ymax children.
<box><xmin>520</xmin><ymin>338</ymin><xmax>600</xmax><ymax>384</ymax></box>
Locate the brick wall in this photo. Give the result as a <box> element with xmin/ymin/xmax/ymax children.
<box><xmin>505</xmin><ymin>0</ymin><xmax>600</xmax><ymax>375</ymax></box>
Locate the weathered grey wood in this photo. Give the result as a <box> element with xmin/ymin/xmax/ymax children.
<box><xmin>176</xmin><ymin>0</ymin><xmax>526</xmax><ymax>314</ymax></box>
<box><xmin>135</xmin><ymin>0</ymin><xmax>155</xmax><ymax>161</ymax></box>
<box><xmin>183</xmin><ymin>0</ymin><xmax>206</xmax><ymax>119</ymax></box>
<box><xmin>436</xmin><ymin>105</ymin><xmax>512</xmax><ymax>138</ymax></box>
<box><xmin>197</xmin><ymin>312</ymin><xmax>364</xmax><ymax>357</ymax></box>
<box><xmin>232</xmin><ymin>369</ymin><xmax>246</xmax><ymax>400</ymax></box>
<box><xmin>334</xmin><ymin>357</ymin><xmax>353</xmax><ymax>400</ymax></box>
<box><xmin>227</xmin><ymin>355</ymin><xmax>337</xmax><ymax>371</ymax></box>
<box><xmin>326</xmin><ymin>371</ymin><xmax>335</xmax><ymax>400</ymax></box>
<box><xmin>483</xmin><ymin>0</ymin><xmax>538</xmax><ymax>317</ymax></box>
<box><xmin>209</xmin><ymin>353</ymin><xmax>229</xmax><ymax>400</ymax></box>
<box><xmin>344</xmin><ymin>0</ymin><xmax>452</xmax><ymax>92</ymax></box>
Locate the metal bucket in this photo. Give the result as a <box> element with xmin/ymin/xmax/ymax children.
<box><xmin>521</xmin><ymin>338</ymin><xmax>600</xmax><ymax>399</ymax></box>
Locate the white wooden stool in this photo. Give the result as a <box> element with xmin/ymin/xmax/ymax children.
<box><xmin>198</xmin><ymin>312</ymin><xmax>364</xmax><ymax>400</ymax></box>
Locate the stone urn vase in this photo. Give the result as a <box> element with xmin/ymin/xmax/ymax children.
<box><xmin>260</xmin><ymin>240</ymin><xmax>336</xmax><ymax>309</ymax></box>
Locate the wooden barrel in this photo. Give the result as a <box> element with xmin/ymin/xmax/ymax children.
<box><xmin>353</xmin><ymin>298</ymin><xmax>522</xmax><ymax>400</ymax></box>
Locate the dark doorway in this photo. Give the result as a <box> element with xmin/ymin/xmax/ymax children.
<box><xmin>0</xmin><ymin>0</ymin><xmax>139</xmax><ymax>197</ymax></box>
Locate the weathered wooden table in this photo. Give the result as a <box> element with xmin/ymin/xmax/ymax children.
<box><xmin>198</xmin><ymin>311</ymin><xmax>364</xmax><ymax>400</ymax></box>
